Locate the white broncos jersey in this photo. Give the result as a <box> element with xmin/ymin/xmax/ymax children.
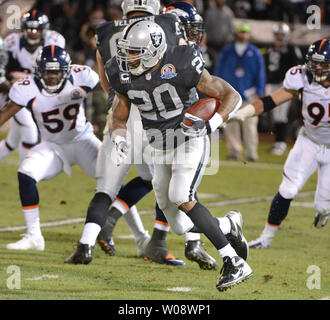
<box><xmin>4</xmin><ymin>30</ymin><xmax>65</xmax><ymax>76</ymax></box>
<box><xmin>283</xmin><ymin>65</ymin><xmax>330</xmax><ymax>146</ymax></box>
<box><xmin>8</xmin><ymin>65</ymin><xmax>99</xmax><ymax>144</ymax></box>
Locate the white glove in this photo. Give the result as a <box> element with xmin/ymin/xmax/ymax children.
<box><xmin>181</xmin><ymin>112</ymin><xmax>224</xmax><ymax>137</ymax></box>
<box><xmin>180</xmin><ymin>113</ymin><xmax>207</xmax><ymax>137</ymax></box>
<box><xmin>113</xmin><ymin>135</ymin><xmax>128</xmax><ymax>166</ymax></box>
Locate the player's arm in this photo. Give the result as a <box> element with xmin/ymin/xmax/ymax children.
<box><xmin>108</xmin><ymin>91</ymin><xmax>131</xmax><ymax>164</ymax></box>
<box><xmin>0</xmin><ymin>100</ymin><xmax>22</xmax><ymax>126</ymax></box>
<box><xmin>109</xmin><ymin>91</ymin><xmax>131</xmax><ymax>138</ymax></box>
<box><xmin>96</xmin><ymin>49</ymin><xmax>110</xmax><ymax>94</ymax></box>
<box><xmin>195</xmin><ymin>68</ymin><xmax>242</xmax><ymax>132</ymax></box>
<box><xmin>229</xmin><ymin>87</ymin><xmax>298</xmax><ymax>122</ymax></box>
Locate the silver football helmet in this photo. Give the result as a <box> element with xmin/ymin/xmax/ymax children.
<box><xmin>116</xmin><ymin>20</ymin><xmax>167</xmax><ymax>76</ymax></box>
<box><xmin>121</xmin><ymin>0</ymin><xmax>160</xmax><ymax>17</ymax></box>
<box><xmin>272</xmin><ymin>22</ymin><xmax>290</xmax><ymax>44</ymax></box>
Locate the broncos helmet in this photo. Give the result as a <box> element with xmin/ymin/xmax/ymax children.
<box><xmin>165</xmin><ymin>1</ymin><xmax>204</xmax><ymax>44</ymax></box>
<box><xmin>21</xmin><ymin>9</ymin><xmax>49</xmax><ymax>46</ymax></box>
<box><xmin>35</xmin><ymin>45</ymin><xmax>71</xmax><ymax>94</ymax></box>
<box><xmin>116</xmin><ymin>20</ymin><xmax>167</xmax><ymax>76</ymax></box>
<box><xmin>121</xmin><ymin>0</ymin><xmax>160</xmax><ymax>18</ymax></box>
<box><xmin>306</xmin><ymin>38</ymin><xmax>330</xmax><ymax>83</ymax></box>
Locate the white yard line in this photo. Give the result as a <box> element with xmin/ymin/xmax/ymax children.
<box><xmin>0</xmin><ymin>191</ymin><xmax>314</xmax><ymax>233</ymax></box>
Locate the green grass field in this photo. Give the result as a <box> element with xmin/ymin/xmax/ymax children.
<box><xmin>0</xmin><ymin>134</ymin><xmax>329</xmax><ymax>301</ymax></box>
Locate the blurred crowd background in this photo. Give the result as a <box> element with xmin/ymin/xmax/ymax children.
<box><xmin>0</xmin><ymin>0</ymin><xmax>329</xmax><ymax>154</ymax></box>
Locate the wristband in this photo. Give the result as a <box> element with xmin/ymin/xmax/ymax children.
<box><xmin>208</xmin><ymin>112</ymin><xmax>224</xmax><ymax>132</ymax></box>
<box><xmin>261</xmin><ymin>95</ymin><xmax>277</xmax><ymax>112</ymax></box>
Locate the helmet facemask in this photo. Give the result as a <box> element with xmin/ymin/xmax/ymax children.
<box><xmin>306</xmin><ymin>58</ymin><xmax>330</xmax><ymax>83</ymax></box>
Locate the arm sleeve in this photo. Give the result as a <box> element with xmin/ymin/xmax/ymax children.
<box><xmin>74</xmin><ymin>65</ymin><xmax>99</xmax><ymax>91</ymax></box>
<box><xmin>283</xmin><ymin>65</ymin><xmax>304</xmax><ymax>91</ymax></box>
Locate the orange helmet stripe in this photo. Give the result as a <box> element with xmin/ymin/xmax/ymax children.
<box><xmin>318</xmin><ymin>38</ymin><xmax>327</xmax><ymax>53</ymax></box>
<box><xmin>51</xmin><ymin>45</ymin><xmax>55</xmax><ymax>58</ymax></box>
<box><xmin>32</xmin><ymin>9</ymin><xmax>37</xmax><ymax>19</ymax></box>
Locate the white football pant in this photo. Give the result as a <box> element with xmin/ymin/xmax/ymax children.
<box><xmin>151</xmin><ymin>135</ymin><xmax>210</xmax><ymax>235</ymax></box>
<box><xmin>278</xmin><ymin>130</ymin><xmax>330</xmax><ymax>216</ymax></box>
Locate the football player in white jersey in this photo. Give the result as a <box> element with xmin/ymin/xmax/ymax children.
<box><xmin>229</xmin><ymin>38</ymin><xmax>330</xmax><ymax>248</ymax></box>
<box><xmin>0</xmin><ymin>9</ymin><xmax>66</xmax><ymax>163</ymax></box>
<box><xmin>0</xmin><ymin>45</ymin><xmax>101</xmax><ymax>250</ymax></box>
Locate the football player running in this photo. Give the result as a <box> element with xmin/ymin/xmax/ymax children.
<box><xmin>106</xmin><ymin>20</ymin><xmax>253</xmax><ymax>291</ymax></box>
<box><xmin>0</xmin><ymin>9</ymin><xmax>65</xmax><ymax>163</ymax></box>
<box><xmin>229</xmin><ymin>39</ymin><xmax>330</xmax><ymax>248</ymax></box>
<box><xmin>66</xmin><ymin>0</ymin><xmax>218</xmax><ymax>270</ymax></box>
<box><xmin>0</xmin><ymin>45</ymin><xmax>101</xmax><ymax>251</ymax></box>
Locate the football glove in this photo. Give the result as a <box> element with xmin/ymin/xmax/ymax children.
<box><xmin>180</xmin><ymin>113</ymin><xmax>208</xmax><ymax>137</ymax></box>
<box><xmin>113</xmin><ymin>135</ymin><xmax>128</xmax><ymax>166</ymax></box>
<box><xmin>181</xmin><ymin>112</ymin><xmax>224</xmax><ymax>137</ymax></box>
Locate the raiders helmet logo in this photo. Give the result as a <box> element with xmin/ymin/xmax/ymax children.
<box><xmin>150</xmin><ymin>32</ymin><xmax>162</xmax><ymax>48</ymax></box>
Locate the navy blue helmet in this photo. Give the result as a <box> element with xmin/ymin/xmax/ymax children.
<box><xmin>21</xmin><ymin>9</ymin><xmax>49</xmax><ymax>45</ymax></box>
<box><xmin>306</xmin><ymin>38</ymin><xmax>330</xmax><ymax>83</ymax></box>
<box><xmin>35</xmin><ymin>45</ymin><xmax>71</xmax><ymax>94</ymax></box>
<box><xmin>165</xmin><ymin>2</ymin><xmax>204</xmax><ymax>44</ymax></box>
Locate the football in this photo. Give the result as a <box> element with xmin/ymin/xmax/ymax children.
<box><xmin>183</xmin><ymin>98</ymin><xmax>220</xmax><ymax>126</ymax></box>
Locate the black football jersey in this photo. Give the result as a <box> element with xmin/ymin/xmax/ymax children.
<box><xmin>95</xmin><ymin>13</ymin><xmax>183</xmax><ymax>66</ymax></box>
<box><xmin>107</xmin><ymin>45</ymin><xmax>205</xmax><ymax>149</ymax></box>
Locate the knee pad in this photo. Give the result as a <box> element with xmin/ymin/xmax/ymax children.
<box><xmin>17</xmin><ymin>172</ymin><xmax>39</xmax><ymax>207</ymax></box>
<box><xmin>279</xmin><ymin>177</ymin><xmax>299</xmax><ymax>199</ymax></box>
<box><xmin>163</xmin><ymin>208</ymin><xmax>193</xmax><ymax>235</ymax></box>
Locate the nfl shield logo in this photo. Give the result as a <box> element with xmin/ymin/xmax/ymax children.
<box><xmin>150</xmin><ymin>32</ymin><xmax>162</xmax><ymax>48</ymax></box>
<box><xmin>145</xmin><ymin>73</ymin><xmax>151</xmax><ymax>80</ymax></box>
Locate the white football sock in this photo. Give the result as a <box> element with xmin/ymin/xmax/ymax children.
<box><xmin>218</xmin><ymin>243</ymin><xmax>237</xmax><ymax>259</ymax></box>
<box><xmin>123</xmin><ymin>205</ymin><xmax>149</xmax><ymax>240</ymax></box>
<box><xmin>80</xmin><ymin>222</ymin><xmax>101</xmax><ymax>246</ymax></box>
<box><xmin>263</xmin><ymin>223</ymin><xmax>278</xmax><ymax>238</ymax></box>
<box><xmin>184</xmin><ymin>232</ymin><xmax>201</xmax><ymax>242</ymax></box>
<box><xmin>112</xmin><ymin>198</ymin><xmax>129</xmax><ymax>215</ymax></box>
<box><xmin>217</xmin><ymin>217</ymin><xmax>231</xmax><ymax>235</ymax></box>
<box><xmin>23</xmin><ymin>205</ymin><xmax>42</xmax><ymax>237</ymax></box>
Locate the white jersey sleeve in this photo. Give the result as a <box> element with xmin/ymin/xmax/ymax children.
<box><xmin>44</xmin><ymin>30</ymin><xmax>66</xmax><ymax>48</ymax></box>
<box><xmin>8</xmin><ymin>76</ymin><xmax>38</xmax><ymax>107</ymax></box>
<box><xmin>4</xmin><ymin>33</ymin><xmax>20</xmax><ymax>55</ymax></box>
<box><xmin>283</xmin><ymin>65</ymin><xmax>305</xmax><ymax>91</ymax></box>
<box><xmin>71</xmin><ymin>64</ymin><xmax>99</xmax><ymax>92</ymax></box>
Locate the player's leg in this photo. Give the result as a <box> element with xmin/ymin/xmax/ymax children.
<box><xmin>313</xmin><ymin>149</ymin><xmax>330</xmax><ymax>228</ymax></box>
<box><xmin>98</xmin><ymin>176</ymin><xmax>152</xmax><ymax>256</ymax></box>
<box><xmin>249</xmin><ymin>134</ymin><xmax>318</xmax><ymax>248</ymax></box>
<box><xmin>242</xmin><ymin>116</ymin><xmax>259</xmax><ymax>161</ymax></box>
<box><xmin>6</xmin><ymin>142</ymin><xmax>64</xmax><ymax>251</ymax></box>
<box><xmin>223</xmin><ymin>121</ymin><xmax>242</xmax><ymax>160</ymax></box>
<box><xmin>169</xmin><ymin>136</ymin><xmax>252</xmax><ymax>290</ymax></box>
<box><xmin>0</xmin><ymin>118</ymin><xmax>20</xmax><ymax>162</ymax></box>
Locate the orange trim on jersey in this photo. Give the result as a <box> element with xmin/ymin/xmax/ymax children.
<box><xmin>115</xmin><ymin>198</ymin><xmax>130</xmax><ymax>211</ymax></box>
<box><xmin>51</xmin><ymin>45</ymin><xmax>55</xmax><ymax>58</ymax></box>
<box><xmin>22</xmin><ymin>204</ymin><xmax>39</xmax><ymax>210</ymax></box>
<box><xmin>266</xmin><ymin>222</ymin><xmax>280</xmax><ymax>227</ymax></box>
<box><xmin>319</xmin><ymin>38</ymin><xmax>327</xmax><ymax>53</ymax></box>
<box><xmin>154</xmin><ymin>220</ymin><xmax>170</xmax><ymax>226</ymax></box>
<box><xmin>79</xmin><ymin>86</ymin><xmax>88</xmax><ymax>95</ymax></box>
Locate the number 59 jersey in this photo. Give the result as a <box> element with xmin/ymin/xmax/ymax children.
<box><xmin>8</xmin><ymin>65</ymin><xmax>99</xmax><ymax>144</ymax></box>
<box><xmin>283</xmin><ymin>65</ymin><xmax>330</xmax><ymax>146</ymax></box>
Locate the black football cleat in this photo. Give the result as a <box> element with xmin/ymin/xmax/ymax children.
<box><xmin>97</xmin><ymin>236</ymin><xmax>116</xmax><ymax>256</ymax></box>
<box><xmin>216</xmin><ymin>256</ymin><xmax>253</xmax><ymax>292</ymax></box>
<box><xmin>225</xmin><ymin>210</ymin><xmax>249</xmax><ymax>260</ymax></box>
<box><xmin>185</xmin><ymin>240</ymin><xmax>218</xmax><ymax>270</ymax></box>
<box><xmin>64</xmin><ymin>242</ymin><xmax>94</xmax><ymax>265</ymax></box>
<box><xmin>144</xmin><ymin>239</ymin><xmax>186</xmax><ymax>266</ymax></box>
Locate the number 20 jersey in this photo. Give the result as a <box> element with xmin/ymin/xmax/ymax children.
<box><xmin>107</xmin><ymin>45</ymin><xmax>204</xmax><ymax>149</ymax></box>
<box><xmin>8</xmin><ymin>65</ymin><xmax>99</xmax><ymax>144</ymax></box>
<box><xmin>283</xmin><ymin>65</ymin><xmax>330</xmax><ymax>146</ymax></box>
